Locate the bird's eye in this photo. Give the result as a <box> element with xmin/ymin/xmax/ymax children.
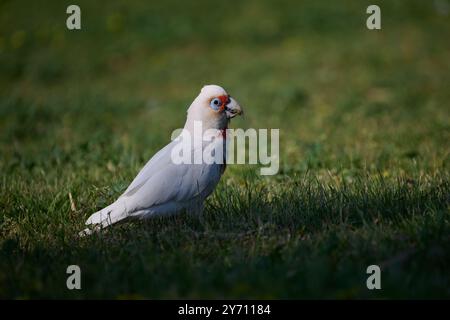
<box><xmin>210</xmin><ymin>98</ymin><xmax>221</xmax><ymax>110</ymax></box>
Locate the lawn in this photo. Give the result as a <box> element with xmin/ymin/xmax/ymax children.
<box><xmin>0</xmin><ymin>0</ymin><xmax>449</xmax><ymax>298</ymax></box>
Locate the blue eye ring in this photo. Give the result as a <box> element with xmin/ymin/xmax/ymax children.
<box><xmin>210</xmin><ymin>98</ymin><xmax>222</xmax><ymax>110</ymax></box>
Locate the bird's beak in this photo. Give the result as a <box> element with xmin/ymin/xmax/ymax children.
<box><xmin>225</xmin><ymin>97</ymin><xmax>243</xmax><ymax>119</ymax></box>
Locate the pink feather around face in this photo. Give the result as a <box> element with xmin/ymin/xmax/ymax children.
<box><xmin>217</xmin><ymin>95</ymin><xmax>229</xmax><ymax>112</ymax></box>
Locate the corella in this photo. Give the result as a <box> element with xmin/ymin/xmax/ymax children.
<box><xmin>80</xmin><ymin>85</ymin><xmax>243</xmax><ymax>235</ymax></box>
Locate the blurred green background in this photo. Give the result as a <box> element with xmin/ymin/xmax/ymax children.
<box><xmin>0</xmin><ymin>0</ymin><xmax>449</xmax><ymax>298</ymax></box>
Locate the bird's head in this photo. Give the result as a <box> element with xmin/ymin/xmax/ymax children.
<box><xmin>186</xmin><ymin>85</ymin><xmax>243</xmax><ymax>130</ymax></box>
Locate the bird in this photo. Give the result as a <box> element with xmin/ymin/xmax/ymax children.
<box><xmin>80</xmin><ymin>85</ymin><xmax>243</xmax><ymax>235</ymax></box>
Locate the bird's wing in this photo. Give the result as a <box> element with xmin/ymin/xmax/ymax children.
<box><xmin>121</xmin><ymin>139</ymin><xmax>178</xmax><ymax>197</ymax></box>
<box><xmin>119</xmin><ymin>140</ymin><xmax>223</xmax><ymax>214</ymax></box>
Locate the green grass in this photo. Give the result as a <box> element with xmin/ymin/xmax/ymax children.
<box><xmin>0</xmin><ymin>0</ymin><xmax>449</xmax><ymax>298</ymax></box>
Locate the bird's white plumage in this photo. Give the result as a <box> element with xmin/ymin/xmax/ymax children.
<box><xmin>81</xmin><ymin>85</ymin><xmax>242</xmax><ymax>235</ymax></box>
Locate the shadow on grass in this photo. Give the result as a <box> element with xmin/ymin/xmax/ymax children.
<box><xmin>1</xmin><ymin>173</ymin><xmax>448</xmax><ymax>299</ymax></box>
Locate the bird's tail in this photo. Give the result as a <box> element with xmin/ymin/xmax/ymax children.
<box><xmin>79</xmin><ymin>200</ymin><xmax>128</xmax><ymax>236</ymax></box>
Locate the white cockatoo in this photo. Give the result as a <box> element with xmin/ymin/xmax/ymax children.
<box><xmin>81</xmin><ymin>85</ymin><xmax>243</xmax><ymax>235</ymax></box>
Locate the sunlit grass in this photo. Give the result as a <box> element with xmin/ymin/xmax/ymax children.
<box><xmin>0</xmin><ymin>0</ymin><xmax>449</xmax><ymax>298</ymax></box>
